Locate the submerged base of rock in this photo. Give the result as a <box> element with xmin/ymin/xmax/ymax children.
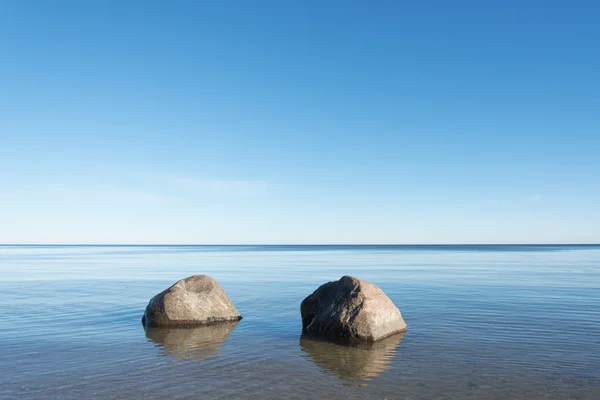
<box><xmin>301</xmin><ymin>275</ymin><xmax>407</xmax><ymax>343</ymax></box>
<box><xmin>142</xmin><ymin>275</ymin><xmax>242</xmax><ymax>328</ymax></box>
<box><xmin>142</xmin><ymin>315</ymin><xmax>242</xmax><ymax>327</ymax></box>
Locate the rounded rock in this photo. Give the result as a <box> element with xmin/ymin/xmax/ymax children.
<box><xmin>142</xmin><ymin>275</ymin><xmax>242</xmax><ymax>327</ymax></box>
<box><xmin>301</xmin><ymin>275</ymin><xmax>407</xmax><ymax>342</ymax></box>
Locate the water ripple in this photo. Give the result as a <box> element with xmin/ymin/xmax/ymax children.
<box><xmin>1</xmin><ymin>245</ymin><xmax>599</xmax><ymax>399</ymax></box>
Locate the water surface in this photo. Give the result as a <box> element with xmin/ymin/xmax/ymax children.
<box><xmin>1</xmin><ymin>245</ymin><xmax>599</xmax><ymax>399</ymax></box>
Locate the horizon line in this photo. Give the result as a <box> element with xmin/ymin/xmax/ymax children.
<box><xmin>1</xmin><ymin>243</ymin><xmax>599</xmax><ymax>246</ymax></box>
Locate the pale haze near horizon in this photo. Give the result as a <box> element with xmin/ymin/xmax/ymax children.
<box><xmin>1</xmin><ymin>1</ymin><xmax>599</xmax><ymax>244</ymax></box>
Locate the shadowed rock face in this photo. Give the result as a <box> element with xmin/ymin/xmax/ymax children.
<box><xmin>142</xmin><ymin>275</ymin><xmax>242</xmax><ymax>327</ymax></box>
<box><xmin>145</xmin><ymin>321</ymin><xmax>238</xmax><ymax>360</ymax></box>
<box><xmin>300</xmin><ymin>332</ymin><xmax>404</xmax><ymax>380</ymax></box>
<box><xmin>301</xmin><ymin>276</ymin><xmax>407</xmax><ymax>342</ymax></box>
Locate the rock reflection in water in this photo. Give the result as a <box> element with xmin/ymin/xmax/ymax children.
<box><xmin>300</xmin><ymin>332</ymin><xmax>404</xmax><ymax>380</ymax></box>
<box><xmin>145</xmin><ymin>322</ymin><xmax>238</xmax><ymax>360</ymax></box>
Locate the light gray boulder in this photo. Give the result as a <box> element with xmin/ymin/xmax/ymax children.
<box><xmin>142</xmin><ymin>275</ymin><xmax>241</xmax><ymax>327</ymax></box>
<box><xmin>301</xmin><ymin>275</ymin><xmax>407</xmax><ymax>342</ymax></box>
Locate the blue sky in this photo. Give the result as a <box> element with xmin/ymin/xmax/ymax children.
<box><xmin>1</xmin><ymin>0</ymin><xmax>599</xmax><ymax>244</ymax></box>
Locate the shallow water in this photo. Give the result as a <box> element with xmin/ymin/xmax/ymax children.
<box><xmin>1</xmin><ymin>245</ymin><xmax>599</xmax><ymax>399</ymax></box>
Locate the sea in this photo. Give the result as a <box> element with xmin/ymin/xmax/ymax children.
<box><xmin>1</xmin><ymin>245</ymin><xmax>599</xmax><ymax>399</ymax></box>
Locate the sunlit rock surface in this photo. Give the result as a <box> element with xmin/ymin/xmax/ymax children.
<box><xmin>142</xmin><ymin>275</ymin><xmax>242</xmax><ymax>327</ymax></box>
<box><xmin>301</xmin><ymin>275</ymin><xmax>407</xmax><ymax>342</ymax></box>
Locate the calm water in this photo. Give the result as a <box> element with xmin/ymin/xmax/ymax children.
<box><xmin>1</xmin><ymin>245</ymin><xmax>599</xmax><ymax>399</ymax></box>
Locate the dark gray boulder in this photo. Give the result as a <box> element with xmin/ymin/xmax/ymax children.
<box><xmin>301</xmin><ymin>275</ymin><xmax>407</xmax><ymax>342</ymax></box>
<box><xmin>142</xmin><ymin>275</ymin><xmax>241</xmax><ymax>327</ymax></box>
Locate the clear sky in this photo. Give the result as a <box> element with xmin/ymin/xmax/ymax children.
<box><xmin>1</xmin><ymin>0</ymin><xmax>599</xmax><ymax>244</ymax></box>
